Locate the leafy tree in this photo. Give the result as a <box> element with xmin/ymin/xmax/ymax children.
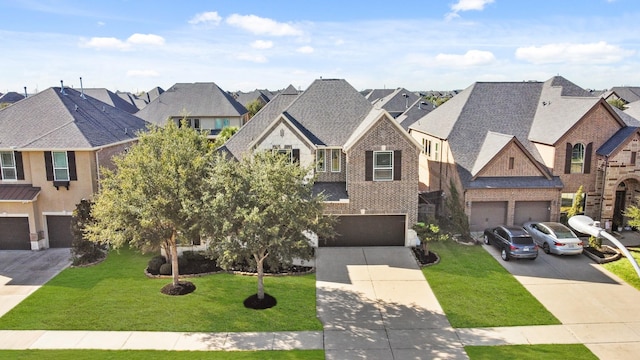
<box><xmin>246</xmin><ymin>99</ymin><xmax>264</xmax><ymax>119</ymax></box>
<box><xmin>446</xmin><ymin>179</ymin><xmax>470</xmax><ymax>238</ymax></box>
<box><xmin>0</xmin><ymin>102</ymin><xmax>10</xmax><ymax>109</ymax></box>
<box><xmin>413</xmin><ymin>218</ymin><xmax>449</xmax><ymax>253</ymax></box>
<box><xmin>567</xmin><ymin>185</ymin><xmax>584</xmax><ymax>218</ymax></box>
<box><xmin>86</xmin><ymin>121</ymin><xmax>213</xmax><ymax>287</ymax></box>
<box><xmin>608</xmin><ymin>98</ymin><xmax>627</xmax><ymax>110</ymax></box>
<box><xmin>211</xmin><ymin>126</ymin><xmax>238</xmax><ymax>149</ymax></box>
<box><xmin>70</xmin><ymin>199</ymin><xmax>105</xmax><ymax>265</ymax></box>
<box><xmin>202</xmin><ymin>151</ymin><xmax>334</xmax><ymax>301</ymax></box>
<box><xmin>624</xmin><ymin>197</ymin><xmax>640</xmax><ymax>230</ymax></box>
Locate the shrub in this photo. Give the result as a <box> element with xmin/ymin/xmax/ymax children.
<box><xmin>181</xmin><ymin>251</ymin><xmax>206</xmax><ymax>263</ymax></box>
<box><xmin>589</xmin><ymin>235</ymin><xmax>602</xmax><ymax>249</ymax></box>
<box><xmin>159</xmin><ymin>263</ymin><xmax>172</xmax><ymax>275</ymax></box>
<box><xmin>147</xmin><ymin>255</ymin><xmax>166</xmax><ymax>274</ymax></box>
<box><xmin>71</xmin><ymin>199</ymin><xmax>106</xmax><ymax>266</ymax></box>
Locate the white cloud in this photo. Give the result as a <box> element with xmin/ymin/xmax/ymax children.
<box><xmin>447</xmin><ymin>0</ymin><xmax>494</xmax><ymax>20</ymax></box>
<box><xmin>251</xmin><ymin>40</ymin><xmax>273</xmax><ymax>49</ymax></box>
<box><xmin>237</xmin><ymin>53</ymin><xmax>268</xmax><ymax>63</ymax></box>
<box><xmin>188</xmin><ymin>11</ymin><xmax>222</xmax><ymax>25</ymax></box>
<box><xmin>226</xmin><ymin>14</ymin><xmax>302</xmax><ymax>36</ymax></box>
<box><xmin>81</xmin><ymin>33</ymin><xmax>165</xmax><ymax>50</ymax></box>
<box><xmin>126</xmin><ymin>69</ymin><xmax>160</xmax><ymax>77</ymax></box>
<box><xmin>127</xmin><ymin>33</ymin><xmax>165</xmax><ymax>46</ymax></box>
<box><xmin>97</xmin><ymin>21</ymin><xmax>105</xmax><ymax>27</ymax></box>
<box><xmin>297</xmin><ymin>46</ymin><xmax>314</xmax><ymax>54</ymax></box>
<box><xmin>515</xmin><ymin>41</ymin><xmax>634</xmax><ymax>64</ymax></box>
<box><xmin>435</xmin><ymin>50</ymin><xmax>496</xmax><ymax>67</ymax></box>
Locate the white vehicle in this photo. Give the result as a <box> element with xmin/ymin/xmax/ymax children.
<box><xmin>523</xmin><ymin>222</ymin><xmax>583</xmax><ymax>255</ymax></box>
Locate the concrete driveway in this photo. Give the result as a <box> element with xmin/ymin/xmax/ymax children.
<box><xmin>0</xmin><ymin>249</ymin><xmax>71</xmax><ymax>317</ymax></box>
<box><xmin>316</xmin><ymin>247</ymin><xmax>468</xmax><ymax>359</ymax></box>
<box><xmin>483</xmin><ymin>243</ymin><xmax>640</xmax><ymax>359</ymax></box>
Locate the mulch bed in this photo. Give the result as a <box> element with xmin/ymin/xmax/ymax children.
<box><xmin>160</xmin><ymin>281</ymin><xmax>196</xmax><ymax>295</ymax></box>
<box><xmin>243</xmin><ymin>293</ymin><xmax>277</xmax><ymax>310</ymax></box>
<box><xmin>583</xmin><ymin>245</ymin><xmax>621</xmax><ymax>264</ymax></box>
<box><xmin>412</xmin><ymin>247</ymin><xmax>439</xmax><ymax>267</ymax></box>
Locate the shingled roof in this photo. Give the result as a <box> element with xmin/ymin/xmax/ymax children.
<box><xmin>0</xmin><ymin>92</ymin><xmax>25</xmax><ymax>104</ymax></box>
<box><xmin>0</xmin><ymin>87</ymin><xmax>148</xmax><ymax>150</ymax></box>
<box><xmin>82</xmin><ymin>88</ymin><xmax>139</xmax><ymax>113</ymax></box>
<box><xmin>135</xmin><ymin>82</ymin><xmax>247</xmax><ymax>125</ymax></box>
<box><xmin>222</xmin><ymin>79</ymin><xmax>372</xmax><ymax>159</ymax></box>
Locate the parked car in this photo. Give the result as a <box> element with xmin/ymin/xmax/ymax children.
<box><xmin>523</xmin><ymin>221</ymin><xmax>583</xmax><ymax>256</ymax></box>
<box><xmin>483</xmin><ymin>225</ymin><xmax>538</xmax><ymax>261</ymax></box>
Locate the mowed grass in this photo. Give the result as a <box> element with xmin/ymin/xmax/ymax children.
<box><xmin>0</xmin><ymin>248</ymin><xmax>321</xmax><ymax>332</ymax></box>
<box><xmin>423</xmin><ymin>242</ymin><xmax>560</xmax><ymax>328</ymax></box>
<box><xmin>0</xmin><ymin>350</ymin><xmax>324</xmax><ymax>360</ymax></box>
<box><xmin>602</xmin><ymin>248</ymin><xmax>640</xmax><ymax>290</ymax></box>
<box><xmin>465</xmin><ymin>344</ymin><xmax>597</xmax><ymax>360</ymax></box>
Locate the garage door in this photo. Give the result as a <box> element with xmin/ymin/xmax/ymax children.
<box><xmin>319</xmin><ymin>215</ymin><xmax>406</xmax><ymax>247</ymax></box>
<box><xmin>514</xmin><ymin>201</ymin><xmax>550</xmax><ymax>225</ymax></box>
<box><xmin>47</xmin><ymin>216</ymin><xmax>73</xmax><ymax>248</ymax></box>
<box><xmin>470</xmin><ymin>201</ymin><xmax>507</xmax><ymax>232</ymax></box>
<box><xmin>0</xmin><ymin>217</ymin><xmax>31</xmax><ymax>250</ymax></box>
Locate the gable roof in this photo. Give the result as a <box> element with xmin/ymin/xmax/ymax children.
<box><xmin>234</xmin><ymin>89</ymin><xmax>274</xmax><ymax>107</ymax></box>
<box><xmin>608</xmin><ymin>87</ymin><xmax>640</xmax><ymax>103</ymax></box>
<box><xmin>222</xmin><ymin>79</ymin><xmax>373</xmax><ymax>158</ymax></box>
<box><xmin>597</xmin><ymin>126</ymin><xmax>639</xmax><ymax>157</ymax></box>
<box><xmin>372</xmin><ymin>88</ymin><xmax>420</xmax><ymax>118</ymax></box>
<box><xmin>135</xmin><ymin>82</ymin><xmax>247</xmax><ymax>125</ymax></box>
<box><xmin>82</xmin><ymin>88</ymin><xmax>139</xmax><ymax>113</ymax></box>
<box><xmin>343</xmin><ymin>108</ymin><xmax>421</xmax><ymax>152</ymax></box>
<box><xmin>0</xmin><ymin>87</ymin><xmax>148</xmax><ymax>150</ymax></box>
<box><xmin>394</xmin><ymin>98</ymin><xmax>435</xmax><ymax>131</ymax></box>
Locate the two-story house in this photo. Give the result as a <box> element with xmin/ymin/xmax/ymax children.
<box><xmin>136</xmin><ymin>82</ymin><xmax>248</xmax><ymax>137</ymax></box>
<box><xmin>222</xmin><ymin>79</ymin><xmax>421</xmax><ymax>246</ymax></box>
<box><xmin>0</xmin><ymin>86</ymin><xmax>148</xmax><ymax>250</ymax></box>
<box><xmin>409</xmin><ymin>76</ymin><xmax>640</xmax><ymax>231</ymax></box>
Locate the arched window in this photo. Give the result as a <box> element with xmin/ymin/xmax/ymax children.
<box><xmin>571</xmin><ymin>143</ymin><xmax>585</xmax><ymax>173</ymax></box>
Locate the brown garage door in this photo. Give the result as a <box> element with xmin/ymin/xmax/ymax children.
<box><xmin>514</xmin><ymin>201</ymin><xmax>550</xmax><ymax>225</ymax></box>
<box><xmin>47</xmin><ymin>216</ymin><xmax>73</xmax><ymax>248</ymax></box>
<box><xmin>319</xmin><ymin>215</ymin><xmax>406</xmax><ymax>247</ymax></box>
<box><xmin>470</xmin><ymin>201</ymin><xmax>507</xmax><ymax>231</ymax></box>
<box><xmin>0</xmin><ymin>217</ymin><xmax>31</xmax><ymax>250</ymax></box>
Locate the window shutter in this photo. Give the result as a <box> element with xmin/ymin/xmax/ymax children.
<box><xmin>292</xmin><ymin>149</ymin><xmax>300</xmax><ymax>164</ymax></box>
<box><xmin>564</xmin><ymin>143</ymin><xmax>572</xmax><ymax>174</ymax></box>
<box><xmin>15</xmin><ymin>152</ymin><xmax>24</xmax><ymax>180</ymax></box>
<box><xmin>584</xmin><ymin>142</ymin><xmax>592</xmax><ymax>174</ymax></box>
<box><xmin>68</xmin><ymin>151</ymin><xmax>77</xmax><ymax>181</ymax></box>
<box><xmin>393</xmin><ymin>150</ymin><xmax>402</xmax><ymax>181</ymax></box>
<box><xmin>365</xmin><ymin>151</ymin><xmax>373</xmax><ymax>181</ymax></box>
<box><xmin>44</xmin><ymin>151</ymin><xmax>54</xmax><ymax>181</ymax></box>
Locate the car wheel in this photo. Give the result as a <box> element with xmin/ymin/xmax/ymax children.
<box><xmin>484</xmin><ymin>235</ymin><xmax>490</xmax><ymax>245</ymax></box>
<box><xmin>542</xmin><ymin>243</ymin><xmax>550</xmax><ymax>254</ymax></box>
<box><xmin>501</xmin><ymin>248</ymin><xmax>510</xmax><ymax>261</ymax></box>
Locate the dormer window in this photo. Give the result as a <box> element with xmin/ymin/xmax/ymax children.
<box><xmin>1</xmin><ymin>151</ymin><xmax>17</xmax><ymax>180</ymax></box>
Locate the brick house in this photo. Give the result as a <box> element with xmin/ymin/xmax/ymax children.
<box><xmin>409</xmin><ymin>76</ymin><xmax>640</xmax><ymax>231</ymax></box>
<box><xmin>0</xmin><ymin>86</ymin><xmax>148</xmax><ymax>250</ymax></box>
<box><xmin>222</xmin><ymin>79</ymin><xmax>421</xmax><ymax>246</ymax></box>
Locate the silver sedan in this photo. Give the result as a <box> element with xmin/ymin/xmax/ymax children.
<box><xmin>523</xmin><ymin>222</ymin><xmax>584</xmax><ymax>255</ymax></box>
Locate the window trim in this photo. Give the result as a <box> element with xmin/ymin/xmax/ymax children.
<box><xmin>0</xmin><ymin>151</ymin><xmax>17</xmax><ymax>181</ymax></box>
<box><xmin>571</xmin><ymin>143</ymin><xmax>585</xmax><ymax>174</ymax></box>
<box><xmin>373</xmin><ymin>150</ymin><xmax>394</xmax><ymax>181</ymax></box>
<box><xmin>316</xmin><ymin>149</ymin><xmax>326</xmax><ymax>172</ymax></box>
<box><xmin>330</xmin><ymin>149</ymin><xmax>341</xmax><ymax>173</ymax></box>
<box><xmin>52</xmin><ymin>151</ymin><xmax>70</xmax><ymax>181</ymax></box>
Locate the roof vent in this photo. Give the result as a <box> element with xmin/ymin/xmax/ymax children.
<box><xmin>102</xmin><ymin>105</ymin><xmax>106</xmax><ymax>112</ymax></box>
<box><xmin>60</xmin><ymin>80</ymin><xmax>67</xmax><ymax>95</ymax></box>
<box><xmin>24</xmin><ymin>86</ymin><xmax>28</xmax><ymax>98</ymax></box>
<box><xmin>74</xmin><ymin>104</ymin><xmax>78</xmax><ymax>111</ymax></box>
<box><xmin>79</xmin><ymin>77</ymin><xmax>86</xmax><ymax>99</ymax></box>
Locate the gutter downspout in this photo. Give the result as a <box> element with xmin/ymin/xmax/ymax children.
<box><xmin>599</xmin><ymin>155</ymin><xmax>609</xmax><ymax>221</ymax></box>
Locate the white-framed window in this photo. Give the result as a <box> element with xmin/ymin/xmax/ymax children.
<box><xmin>0</xmin><ymin>151</ymin><xmax>17</xmax><ymax>181</ymax></box>
<box><xmin>571</xmin><ymin>143</ymin><xmax>585</xmax><ymax>174</ymax></box>
<box><xmin>331</xmin><ymin>149</ymin><xmax>341</xmax><ymax>172</ymax></box>
<box><xmin>316</xmin><ymin>149</ymin><xmax>326</xmax><ymax>172</ymax></box>
<box><xmin>273</xmin><ymin>146</ymin><xmax>293</xmax><ymax>163</ymax></box>
<box><xmin>52</xmin><ymin>151</ymin><xmax>70</xmax><ymax>181</ymax></box>
<box><xmin>422</xmin><ymin>138</ymin><xmax>431</xmax><ymax>156</ymax></box>
<box><xmin>373</xmin><ymin>151</ymin><xmax>393</xmax><ymax>181</ymax></box>
<box><xmin>434</xmin><ymin>142</ymin><xmax>439</xmax><ymax>160</ymax></box>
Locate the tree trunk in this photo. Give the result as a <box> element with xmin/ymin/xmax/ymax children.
<box><xmin>254</xmin><ymin>253</ymin><xmax>265</xmax><ymax>300</ymax></box>
<box><xmin>170</xmin><ymin>232</ymin><xmax>179</xmax><ymax>286</ymax></box>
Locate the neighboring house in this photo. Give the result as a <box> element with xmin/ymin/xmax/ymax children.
<box><xmin>394</xmin><ymin>98</ymin><xmax>435</xmax><ymax>131</ymax></box>
<box><xmin>82</xmin><ymin>88</ymin><xmax>140</xmax><ymax>113</ymax></box>
<box><xmin>232</xmin><ymin>89</ymin><xmax>274</xmax><ymax>108</ymax></box>
<box><xmin>364</xmin><ymin>89</ymin><xmax>394</xmax><ymax>103</ymax></box>
<box><xmin>222</xmin><ymin>79</ymin><xmax>421</xmax><ymax>247</ymax></box>
<box><xmin>410</xmin><ymin>76</ymin><xmax>640</xmax><ymax>231</ymax></box>
<box><xmin>0</xmin><ymin>91</ymin><xmax>26</xmax><ymax>106</ymax></box>
<box><xmin>0</xmin><ymin>86</ymin><xmax>148</xmax><ymax>250</ymax></box>
<box><xmin>136</xmin><ymin>82</ymin><xmax>248</xmax><ymax>137</ymax></box>
<box><xmin>602</xmin><ymin>86</ymin><xmax>640</xmax><ymax>104</ymax></box>
<box><xmin>369</xmin><ymin>88</ymin><xmax>420</xmax><ymax>119</ymax></box>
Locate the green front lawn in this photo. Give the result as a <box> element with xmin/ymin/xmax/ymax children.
<box><xmin>0</xmin><ymin>248</ymin><xmax>321</xmax><ymax>332</ymax></box>
<box><xmin>0</xmin><ymin>350</ymin><xmax>324</xmax><ymax>360</ymax></box>
<box><xmin>602</xmin><ymin>248</ymin><xmax>640</xmax><ymax>290</ymax></box>
<box><xmin>465</xmin><ymin>344</ymin><xmax>597</xmax><ymax>360</ymax></box>
<box><xmin>423</xmin><ymin>242</ymin><xmax>560</xmax><ymax>328</ymax></box>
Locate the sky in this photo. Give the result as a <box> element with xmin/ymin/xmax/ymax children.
<box><xmin>2</xmin><ymin>0</ymin><xmax>640</xmax><ymax>94</ymax></box>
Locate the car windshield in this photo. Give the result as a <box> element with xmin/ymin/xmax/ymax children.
<box><xmin>512</xmin><ymin>236</ymin><xmax>533</xmax><ymax>245</ymax></box>
<box><xmin>546</xmin><ymin>223</ymin><xmax>576</xmax><ymax>239</ymax></box>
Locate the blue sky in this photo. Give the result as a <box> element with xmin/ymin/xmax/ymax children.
<box><xmin>1</xmin><ymin>0</ymin><xmax>639</xmax><ymax>94</ymax></box>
